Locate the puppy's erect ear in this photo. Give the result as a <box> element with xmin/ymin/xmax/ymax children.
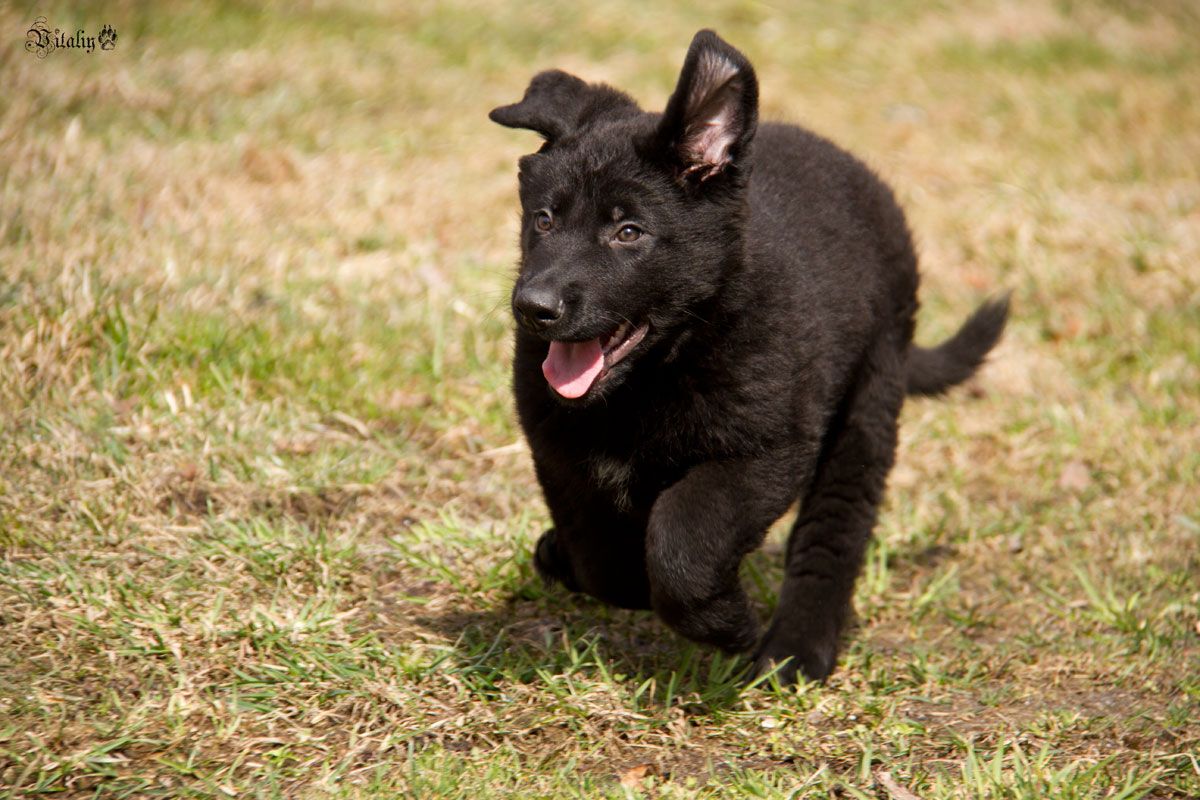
<box><xmin>490</xmin><ymin>69</ymin><xmax>638</xmax><ymax>144</ymax></box>
<box><xmin>657</xmin><ymin>30</ymin><xmax>758</xmax><ymax>183</ymax></box>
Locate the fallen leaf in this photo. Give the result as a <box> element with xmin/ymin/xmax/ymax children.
<box><xmin>112</xmin><ymin>395</ymin><xmax>139</xmax><ymax>417</ymax></box>
<box><xmin>619</xmin><ymin>764</ymin><xmax>654</xmax><ymax>788</ymax></box>
<box><xmin>1058</xmin><ymin>460</ymin><xmax>1091</xmax><ymax>493</ymax></box>
<box><xmin>964</xmin><ymin>271</ymin><xmax>991</xmax><ymax>290</ymax></box>
<box><xmin>275</xmin><ymin>436</ymin><xmax>318</xmax><ymax>455</ymax></box>
<box><xmin>241</xmin><ymin>142</ymin><xmax>297</xmax><ymax>182</ymax></box>
<box><xmin>385</xmin><ymin>389</ymin><xmax>432</xmax><ymax>410</ymax></box>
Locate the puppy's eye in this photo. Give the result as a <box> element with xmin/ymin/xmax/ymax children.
<box><xmin>615</xmin><ymin>224</ymin><xmax>643</xmax><ymax>243</ymax></box>
<box><xmin>534</xmin><ymin>211</ymin><xmax>553</xmax><ymax>232</ymax></box>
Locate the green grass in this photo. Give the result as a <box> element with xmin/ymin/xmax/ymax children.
<box><xmin>2</xmin><ymin>0</ymin><xmax>1199</xmax><ymax>797</ymax></box>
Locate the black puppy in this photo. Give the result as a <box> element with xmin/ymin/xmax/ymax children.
<box><xmin>490</xmin><ymin>30</ymin><xmax>1007</xmax><ymax>683</ymax></box>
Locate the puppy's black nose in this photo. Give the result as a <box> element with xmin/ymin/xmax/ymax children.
<box><xmin>513</xmin><ymin>288</ymin><xmax>564</xmax><ymax>333</ymax></box>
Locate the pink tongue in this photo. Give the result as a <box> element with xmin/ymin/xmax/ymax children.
<box><xmin>543</xmin><ymin>339</ymin><xmax>604</xmax><ymax>398</ymax></box>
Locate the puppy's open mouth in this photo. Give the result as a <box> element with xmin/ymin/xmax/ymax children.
<box><xmin>542</xmin><ymin>320</ymin><xmax>649</xmax><ymax>399</ymax></box>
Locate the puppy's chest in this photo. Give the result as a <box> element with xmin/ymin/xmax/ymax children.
<box><xmin>581</xmin><ymin>415</ymin><xmax>709</xmax><ymax>512</ymax></box>
<box><xmin>584</xmin><ymin>448</ymin><xmax>674</xmax><ymax>515</ymax></box>
<box><xmin>586</xmin><ymin>451</ymin><xmax>637</xmax><ymax>505</ymax></box>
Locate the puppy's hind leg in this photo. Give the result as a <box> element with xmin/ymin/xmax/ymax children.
<box><xmin>754</xmin><ymin>339</ymin><xmax>906</xmax><ymax>684</ymax></box>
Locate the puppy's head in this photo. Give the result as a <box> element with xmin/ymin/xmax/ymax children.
<box><xmin>492</xmin><ymin>30</ymin><xmax>758</xmax><ymax>404</ymax></box>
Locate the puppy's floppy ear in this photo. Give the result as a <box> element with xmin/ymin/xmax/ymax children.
<box><xmin>490</xmin><ymin>69</ymin><xmax>637</xmax><ymax>144</ymax></box>
<box><xmin>657</xmin><ymin>30</ymin><xmax>758</xmax><ymax>183</ymax></box>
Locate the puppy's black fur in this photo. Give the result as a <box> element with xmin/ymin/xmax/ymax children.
<box><xmin>491</xmin><ymin>30</ymin><xmax>1008</xmax><ymax>683</ymax></box>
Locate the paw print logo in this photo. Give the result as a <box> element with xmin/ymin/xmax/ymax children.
<box><xmin>99</xmin><ymin>24</ymin><xmax>117</xmax><ymax>51</ymax></box>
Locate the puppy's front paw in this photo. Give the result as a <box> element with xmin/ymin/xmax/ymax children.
<box><xmin>533</xmin><ymin>529</ymin><xmax>579</xmax><ymax>591</ymax></box>
<box><xmin>751</xmin><ymin>627</ymin><xmax>838</xmax><ymax>686</ymax></box>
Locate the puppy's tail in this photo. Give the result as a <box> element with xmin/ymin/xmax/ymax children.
<box><xmin>906</xmin><ymin>294</ymin><xmax>1010</xmax><ymax>397</ymax></box>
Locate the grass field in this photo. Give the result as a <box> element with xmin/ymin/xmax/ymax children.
<box><xmin>2</xmin><ymin>1</ymin><xmax>1198</xmax><ymax>797</ymax></box>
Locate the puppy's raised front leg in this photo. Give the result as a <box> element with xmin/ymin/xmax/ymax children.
<box><xmin>645</xmin><ymin>456</ymin><xmax>799</xmax><ymax>653</ymax></box>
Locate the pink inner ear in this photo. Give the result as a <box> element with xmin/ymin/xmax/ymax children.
<box><xmin>682</xmin><ymin>51</ymin><xmax>742</xmax><ymax>177</ymax></box>
<box><xmin>688</xmin><ymin>106</ymin><xmax>737</xmax><ymax>171</ymax></box>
